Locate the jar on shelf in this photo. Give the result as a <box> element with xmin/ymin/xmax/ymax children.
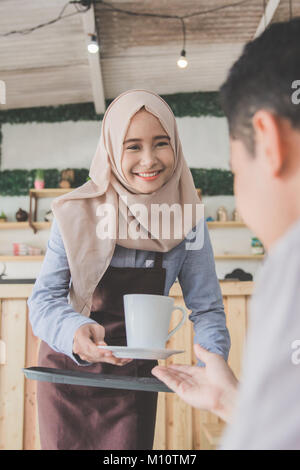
<box><xmin>216</xmin><ymin>206</ymin><xmax>228</xmax><ymax>222</ymax></box>
<box><xmin>232</xmin><ymin>208</ymin><xmax>243</xmax><ymax>222</ymax></box>
<box><xmin>28</xmin><ymin>246</ymin><xmax>43</xmax><ymax>256</ymax></box>
<box><xmin>15</xmin><ymin>208</ymin><xmax>28</xmax><ymax>222</ymax></box>
<box><xmin>0</xmin><ymin>211</ymin><xmax>7</xmax><ymax>223</ymax></box>
<box><xmin>13</xmin><ymin>243</ymin><xmax>28</xmax><ymax>256</ymax></box>
<box><xmin>34</xmin><ymin>169</ymin><xmax>45</xmax><ymax>189</ymax></box>
<box><xmin>251</xmin><ymin>237</ymin><xmax>264</xmax><ymax>255</ymax></box>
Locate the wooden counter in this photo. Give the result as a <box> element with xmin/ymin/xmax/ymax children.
<box><xmin>0</xmin><ymin>280</ymin><xmax>253</xmax><ymax>450</ymax></box>
<box><xmin>0</xmin><ymin>283</ymin><xmax>39</xmax><ymax>450</ymax></box>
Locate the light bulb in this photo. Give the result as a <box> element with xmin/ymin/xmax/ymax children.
<box><xmin>177</xmin><ymin>49</ymin><xmax>188</xmax><ymax>69</ymax></box>
<box><xmin>88</xmin><ymin>34</ymin><xmax>99</xmax><ymax>54</ymax></box>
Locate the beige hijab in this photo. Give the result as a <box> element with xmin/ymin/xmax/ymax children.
<box><xmin>51</xmin><ymin>89</ymin><xmax>202</xmax><ymax>317</ymax></box>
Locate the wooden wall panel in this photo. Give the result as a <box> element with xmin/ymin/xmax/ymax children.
<box><xmin>166</xmin><ymin>294</ymin><xmax>193</xmax><ymax>450</ymax></box>
<box><xmin>153</xmin><ymin>290</ymin><xmax>193</xmax><ymax>450</ymax></box>
<box><xmin>23</xmin><ymin>304</ymin><xmax>40</xmax><ymax>450</ymax></box>
<box><xmin>225</xmin><ymin>295</ymin><xmax>247</xmax><ymax>379</ymax></box>
<box><xmin>0</xmin><ymin>299</ymin><xmax>27</xmax><ymax>450</ymax></box>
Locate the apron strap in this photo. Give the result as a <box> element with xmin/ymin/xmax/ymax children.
<box><xmin>154</xmin><ymin>252</ymin><xmax>163</xmax><ymax>269</ymax></box>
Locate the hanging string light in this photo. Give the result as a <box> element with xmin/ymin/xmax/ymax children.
<box><xmin>87</xmin><ymin>33</ymin><xmax>99</xmax><ymax>53</ymax></box>
<box><xmin>177</xmin><ymin>50</ymin><xmax>188</xmax><ymax>68</ymax></box>
<box><xmin>177</xmin><ymin>18</ymin><xmax>188</xmax><ymax>69</ymax></box>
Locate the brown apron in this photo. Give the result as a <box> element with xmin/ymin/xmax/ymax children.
<box><xmin>37</xmin><ymin>251</ymin><xmax>166</xmax><ymax>450</ymax></box>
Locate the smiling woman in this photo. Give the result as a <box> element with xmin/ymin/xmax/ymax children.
<box><xmin>27</xmin><ymin>89</ymin><xmax>230</xmax><ymax>451</ymax></box>
<box><xmin>121</xmin><ymin>107</ymin><xmax>174</xmax><ymax>193</ymax></box>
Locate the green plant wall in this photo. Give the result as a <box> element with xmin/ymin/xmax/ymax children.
<box><xmin>0</xmin><ymin>92</ymin><xmax>232</xmax><ymax>196</ymax></box>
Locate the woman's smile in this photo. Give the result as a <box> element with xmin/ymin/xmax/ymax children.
<box><xmin>133</xmin><ymin>169</ymin><xmax>163</xmax><ymax>181</ymax></box>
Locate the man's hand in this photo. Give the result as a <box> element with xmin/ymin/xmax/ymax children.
<box><xmin>73</xmin><ymin>323</ymin><xmax>132</xmax><ymax>366</ymax></box>
<box><xmin>151</xmin><ymin>343</ymin><xmax>239</xmax><ymax>422</ymax></box>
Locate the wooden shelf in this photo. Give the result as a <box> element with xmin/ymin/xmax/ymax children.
<box><xmin>0</xmin><ymin>221</ymin><xmax>51</xmax><ymax>230</ymax></box>
<box><xmin>207</xmin><ymin>221</ymin><xmax>246</xmax><ymax>228</ymax></box>
<box><xmin>1</xmin><ymin>217</ymin><xmax>246</xmax><ymax>232</ymax></box>
<box><xmin>0</xmin><ymin>221</ymin><xmax>246</xmax><ymax>231</ymax></box>
<box><xmin>0</xmin><ymin>256</ymin><xmax>44</xmax><ymax>262</ymax></box>
<box><xmin>29</xmin><ymin>188</ymin><xmax>72</xmax><ymax>198</ymax></box>
<box><xmin>29</xmin><ymin>188</ymin><xmax>72</xmax><ymax>233</ymax></box>
<box><xmin>0</xmin><ymin>254</ymin><xmax>264</xmax><ymax>262</ymax></box>
<box><xmin>0</xmin><ymin>189</ymin><xmax>70</xmax><ymax>232</ymax></box>
<box><xmin>214</xmin><ymin>254</ymin><xmax>264</xmax><ymax>260</ymax></box>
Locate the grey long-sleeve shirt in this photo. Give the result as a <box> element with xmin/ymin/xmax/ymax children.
<box><xmin>27</xmin><ymin>217</ymin><xmax>230</xmax><ymax>366</ymax></box>
<box><xmin>220</xmin><ymin>217</ymin><xmax>300</xmax><ymax>449</ymax></box>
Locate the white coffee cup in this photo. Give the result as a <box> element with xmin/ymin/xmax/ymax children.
<box><xmin>123</xmin><ymin>293</ymin><xmax>187</xmax><ymax>349</ymax></box>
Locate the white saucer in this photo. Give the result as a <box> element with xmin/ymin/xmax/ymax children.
<box><xmin>97</xmin><ymin>345</ymin><xmax>185</xmax><ymax>360</ymax></box>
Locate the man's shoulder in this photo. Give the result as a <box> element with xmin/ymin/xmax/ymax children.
<box><xmin>262</xmin><ymin>218</ymin><xmax>300</xmax><ymax>276</ymax></box>
<box><xmin>251</xmin><ymin>219</ymin><xmax>300</xmax><ymax>325</ymax></box>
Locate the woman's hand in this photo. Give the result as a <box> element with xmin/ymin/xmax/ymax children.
<box><xmin>151</xmin><ymin>343</ymin><xmax>239</xmax><ymax>423</ymax></box>
<box><xmin>73</xmin><ymin>323</ymin><xmax>132</xmax><ymax>366</ymax></box>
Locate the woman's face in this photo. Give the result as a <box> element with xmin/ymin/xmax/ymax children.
<box><xmin>121</xmin><ymin>108</ymin><xmax>175</xmax><ymax>193</ymax></box>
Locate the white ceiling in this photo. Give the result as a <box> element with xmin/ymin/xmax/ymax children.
<box><xmin>0</xmin><ymin>0</ymin><xmax>298</xmax><ymax>112</ymax></box>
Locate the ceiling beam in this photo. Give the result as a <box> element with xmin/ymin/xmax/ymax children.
<box><xmin>81</xmin><ymin>3</ymin><xmax>106</xmax><ymax>114</ymax></box>
<box><xmin>253</xmin><ymin>0</ymin><xmax>281</xmax><ymax>38</ymax></box>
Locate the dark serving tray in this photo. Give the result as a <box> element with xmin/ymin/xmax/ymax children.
<box><xmin>0</xmin><ymin>278</ymin><xmax>36</xmax><ymax>284</ymax></box>
<box><xmin>23</xmin><ymin>367</ymin><xmax>174</xmax><ymax>393</ymax></box>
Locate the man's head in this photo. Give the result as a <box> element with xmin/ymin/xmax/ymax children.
<box><xmin>220</xmin><ymin>18</ymin><xmax>300</xmax><ymax>249</ymax></box>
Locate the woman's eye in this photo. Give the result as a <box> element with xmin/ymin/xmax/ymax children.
<box><xmin>156</xmin><ymin>141</ymin><xmax>168</xmax><ymax>147</ymax></box>
<box><xmin>127</xmin><ymin>145</ymin><xmax>140</xmax><ymax>151</ymax></box>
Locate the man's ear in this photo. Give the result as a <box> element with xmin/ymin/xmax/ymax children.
<box><xmin>252</xmin><ymin>110</ymin><xmax>285</xmax><ymax>177</ymax></box>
